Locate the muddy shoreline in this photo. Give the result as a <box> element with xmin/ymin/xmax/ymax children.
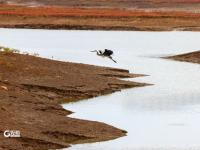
<box><xmin>166</xmin><ymin>51</ymin><xmax>200</xmax><ymax>64</ymax></box>
<box><xmin>1</xmin><ymin>4</ymin><xmax>200</xmax><ymax>31</ymax></box>
<box><xmin>0</xmin><ymin>51</ymin><xmax>147</xmax><ymax>150</ymax></box>
<box><xmin>1</xmin><ymin>16</ymin><xmax>200</xmax><ymax>32</ymax></box>
<box><xmin>2</xmin><ymin>24</ymin><xmax>200</xmax><ymax>31</ymax></box>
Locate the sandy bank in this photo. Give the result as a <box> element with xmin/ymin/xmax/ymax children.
<box><xmin>0</xmin><ymin>51</ymin><xmax>147</xmax><ymax>150</ymax></box>
<box><xmin>166</xmin><ymin>51</ymin><xmax>200</xmax><ymax>64</ymax></box>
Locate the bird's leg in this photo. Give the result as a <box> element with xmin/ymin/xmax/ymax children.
<box><xmin>109</xmin><ymin>56</ymin><xmax>117</xmax><ymax>63</ymax></box>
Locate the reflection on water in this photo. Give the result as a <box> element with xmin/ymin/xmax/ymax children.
<box><xmin>0</xmin><ymin>29</ymin><xmax>200</xmax><ymax>150</ymax></box>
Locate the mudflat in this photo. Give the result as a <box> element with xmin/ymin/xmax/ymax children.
<box><xmin>166</xmin><ymin>51</ymin><xmax>200</xmax><ymax>64</ymax></box>
<box><xmin>2</xmin><ymin>0</ymin><xmax>200</xmax><ymax>11</ymax></box>
<box><xmin>1</xmin><ymin>1</ymin><xmax>200</xmax><ymax>31</ymax></box>
<box><xmin>0</xmin><ymin>51</ymin><xmax>147</xmax><ymax>150</ymax></box>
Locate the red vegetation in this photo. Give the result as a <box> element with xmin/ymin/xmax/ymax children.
<box><xmin>166</xmin><ymin>0</ymin><xmax>200</xmax><ymax>3</ymax></box>
<box><xmin>0</xmin><ymin>4</ymin><xmax>200</xmax><ymax>18</ymax></box>
<box><xmin>152</xmin><ymin>0</ymin><xmax>200</xmax><ymax>3</ymax></box>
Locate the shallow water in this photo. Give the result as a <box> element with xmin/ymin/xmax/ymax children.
<box><xmin>0</xmin><ymin>29</ymin><xmax>200</xmax><ymax>150</ymax></box>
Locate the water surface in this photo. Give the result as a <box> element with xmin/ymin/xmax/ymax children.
<box><xmin>0</xmin><ymin>29</ymin><xmax>200</xmax><ymax>150</ymax></box>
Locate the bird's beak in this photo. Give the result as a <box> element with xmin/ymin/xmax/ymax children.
<box><xmin>90</xmin><ymin>50</ymin><xmax>96</xmax><ymax>52</ymax></box>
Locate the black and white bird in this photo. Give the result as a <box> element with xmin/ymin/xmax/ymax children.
<box><xmin>90</xmin><ymin>49</ymin><xmax>117</xmax><ymax>63</ymax></box>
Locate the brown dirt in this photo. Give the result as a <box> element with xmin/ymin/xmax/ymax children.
<box><xmin>0</xmin><ymin>51</ymin><xmax>147</xmax><ymax>150</ymax></box>
<box><xmin>2</xmin><ymin>0</ymin><xmax>200</xmax><ymax>11</ymax></box>
<box><xmin>166</xmin><ymin>51</ymin><xmax>200</xmax><ymax>64</ymax></box>
<box><xmin>0</xmin><ymin>3</ymin><xmax>200</xmax><ymax>31</ymax></box>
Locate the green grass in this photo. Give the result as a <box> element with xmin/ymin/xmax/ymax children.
<box><xmin>0</xmin><ymin>46</ymin><xmax>39</xmax><ymax>57</ymax></box>
<box><xmin>0</xmin><ymin>47</ymin><xmax>20</xmax><ymax>53</ymax></box>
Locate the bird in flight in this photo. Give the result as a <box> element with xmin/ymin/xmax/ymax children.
<box><xmin>90</xmin><ymin>49</ymin><xmax>117</xmax><ymax>63</ymax></box>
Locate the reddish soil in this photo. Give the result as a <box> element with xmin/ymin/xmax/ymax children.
<box><xmin>0</xmin><ymin>51</ymin><xmax>147</xmax><ymax>150</ymax></box>
<box><xmin>167</xmin><ymin>51</ymin><xmax>200</xmax><ymax>64</ymax></box>
<box><xmin>0</xmin><ymin>4</ymin><xmax>200</xmax><ymax>17</ymax></box>
<box><xmin>0</xmin><ymin>3</ymin><xmax>200</xmax><ymax>30</ymax></box>
<box><xmin>2</xmin><ymin>0</ymin><xmax>200</xmax><ymax>10</ymax></box>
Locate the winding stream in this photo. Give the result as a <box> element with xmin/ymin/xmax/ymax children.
<box><xmin>0</xmin><ymin>29</ymin><xmax>200</xmax><ymax>150</ymax></box>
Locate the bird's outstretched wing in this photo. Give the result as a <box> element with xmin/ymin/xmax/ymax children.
<box><xmin>104</xmin><ymin>49</ymin><xmax>113</xmax><ymax>56</ymax></box>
